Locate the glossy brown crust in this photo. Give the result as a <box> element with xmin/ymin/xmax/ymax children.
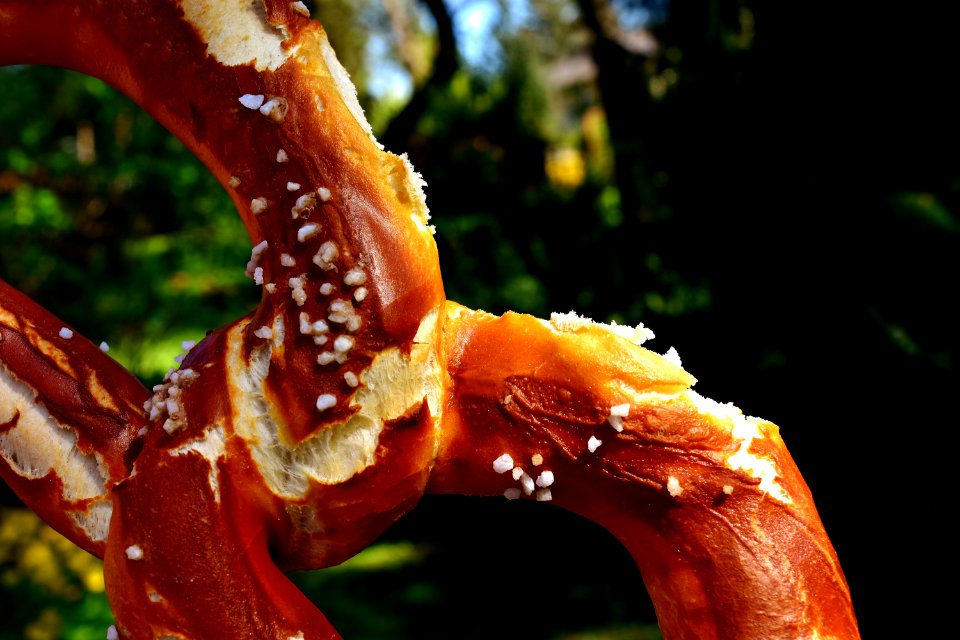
<box><xmin>0</xmin><ymin>0</ymin><xmax>444</xmax><ymax>445</ymax></box>
<box><xmin>0</xmin><ymin>2</ymin><xmax>860</xmax><ymax>639</ymax></box>
<box><xmin>429</xmin><ymin>304</ymin><xmax>859</xmax><ymax>639</ymax></box>
<box><xmin>0</xmin><ymin>279</ymin><xmax>148</xmax><ymax>557</ymax></box>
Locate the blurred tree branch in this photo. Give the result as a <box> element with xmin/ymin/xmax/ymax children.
<box><xmin>380</xmin><ymin>0</ymin><xmax>460</xmax><ymax>152</ymax></box>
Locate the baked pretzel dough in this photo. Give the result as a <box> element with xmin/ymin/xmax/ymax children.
<box><xmin>0</xmin><ymin>2</ymin><xmax>860</xmax><ymax>638</ymax></box>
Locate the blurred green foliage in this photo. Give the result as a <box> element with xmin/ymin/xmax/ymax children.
<box><xmin>1</xmin><ymin>0</ymin><xmax>957</xmax><ymax>638</ymax></box>
<box><xmin>0</xmin><ymin>66</ymin><xmax>259</xmax><ymax>384</ymax></box>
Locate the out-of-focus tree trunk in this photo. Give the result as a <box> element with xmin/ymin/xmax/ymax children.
<box><xmin>380</xmin><ymin>0</ymin><xmax>459</xmax><ymax>152</ymax></box>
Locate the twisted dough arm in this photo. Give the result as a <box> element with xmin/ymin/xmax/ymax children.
<box><xmin>0</xmin><ymin>279</ymin><xmax>149</xmax><ymax>558</ymax></box>
<box><xmin>0</xmin><ymin>1</ymin><xmax>860</xmax><ymax>639</ymax></box>
<box><xmin>429</xmin><ymin>304</ymin><xmax>860</xmax><ymax>639</ymax></box>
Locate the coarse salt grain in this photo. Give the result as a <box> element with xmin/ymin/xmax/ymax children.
<box><xmin>254</xmin><ymin>267</ymin><xmax>264</xmax><ymax>285</ymax></box>
<box><xmin>276</xmin><ymin>149</ymin><xmax>289</xmax><ymax>163</ymax></box>
<box><xmin>504</xmin><ymin>487</ymin><xmax>521</xmax><ymax>500</ymax></box>
<box><xmin>313</xmin><ymin>241</ymin><xmax>338</xmax><ymax>269</ymax></box>
<box><xmin>281</xmin><ymin>253</ymin><xmax>296</xmax><ymax>267</ymax></box>
<box><xmin>298</xmin><ymin>223</ymin><xmax>320</xmax><ymax>242</ymax></box>
<box><xmin>107</xmin><ymin>626</ymin><xmax>120</xmax><ymax>640</ymax></box>
<box><xmin>316</xmin><ymin>394</ymin><xmax>337</xmax><ymax>411</ymax></box>
<box><xmin>343</xmin><ymin>268</ymin><xmax>366</xmax><ymax>286</ymax></box>
<box><xmin>722</xmin><ymin>485</ymin><xmax>734</xmax><ymax>495</ymax></box>
<box><xmin>333</xmin><ymin>335</ymin><xmax>355</xmax><ymax>353</ymax></box>
<box><xmin>535</xmin><ymin>471</ymin><xmax>555</xmax><ymax>488</ymax></box>
<box><xmin>125</xmin><ymin>544</ymin><xmax>144</xmax><ymax>560</ymax></box>
<box><xmin>354</xmin><ymin>287</ymin><xmax>368</xmax><ymax>302</ymax></box>
<box><xmin>531</xmin><ymin>453</ymin><xmax>543</xmax><ymax>466</ymax></box>
<box><xmin>317</xmin><ymin>186</ymin><xmax>331</xmax><ymax>201</ymax></box>
<box><xmin>291</xmin><ymin>193</ymin><xmax>317</xmax><ymax>219</ymax></box>
<box><xmin>239</xmin><ymin>93</ymin><xmax>265</xmax><ymax>110</ymax></box>
<box><xmin>251</xmin><ymin>197</ymin><xmax>268</xmax><ymax>215</ymax></box>
<box><xmin>59</xmin><ymin>327</ymin><xmax>73</xmax><ymax>339</ymax></box>
<box><xmin>535</xmin><ymin>488</ymin><xmax>553</xmax><ymax>502</ymax></box>
<box><xmin>99</xmin><ymin>341</ymin><xmax>110</xmax><ymax>352</ymax></box>
<box><xmin>259</xmin><ymin>96</ymin><xmax>288</xmax><ymax>122</ymax></box>
<box><xmin>608</xmin><ymin>415</ymin><xmax>624</xmax><ymax>432</ymax></box>
<box><xmin>511</xmin><ymin>467</ymin><xmax>523</xmax><ymax>481</ymax></box>
<box><xmin>319</xmin><ymin>282</ymin><xmax>335</xmax><ymax>295</ymax></box>
<box><xmin>667</xmin><ymin>476</ymin><xmax>683</xmax><ymax>497</ymax></box>
<box><xmin>253</xmin><ymin>326</ymin><xmax>273</xmax><ymax>340</ymax></box>
<box><xmin>587</xmin><ymin>435</ymin><xmax>602</xmax><ymax>452</ymax></box>
<box><xmin>492</xmin><ymin>453</ymin><xmax>513</xmax><ymax>474</ymax></box>
<box><xmin>520</xmin><ymin>472</ymin><xmax>535</xmax><ymax>495</ymax></box>
<box><xmin>610</xmin><ymin>403</ymin><xmax>630</xmax><ymax>417</ymax></box>
<box><xmin>344</xmin><ymin>371</ymin><xmax>359</xmax><ymax>387</ymax></box>
<box><xmin>317</xmin><ymin>352</ymin><xmax>336</xmax><ymax>365</ymax></box>
<box><xmin>287</xmin><ymin>182</ymin><xmax>301</xmax><ymax>192</ymax></box>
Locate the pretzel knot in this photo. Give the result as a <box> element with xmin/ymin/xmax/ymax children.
<box><xmin>0</xmin><ymin>2</ymin><xmax>860</xmax><ymax>638</ymax></box>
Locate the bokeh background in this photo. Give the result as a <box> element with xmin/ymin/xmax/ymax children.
<box><xmin>1</xmin><ymin>1</ymin><xmax>956</xmax><ymax>638</ymax></box>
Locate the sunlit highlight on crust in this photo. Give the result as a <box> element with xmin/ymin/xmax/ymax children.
<box><xmin>316</xmin><ymin>34</ymin><xmax>374</xmax><ymax>142</ymax></box>
<box><xmin>686</xmin><ymin>390</ymin><xmax>792</xmax><ymax>503</ymax></box>
<box><xmin>547</xmin><ymin>310</ymin><xmax>656</xmax><ymax>346</ymax></box>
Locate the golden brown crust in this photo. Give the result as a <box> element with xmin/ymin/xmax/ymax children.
<box><xmin>0</xmin><ymin>2</ymin><xmax>859</xmax><ymax>639</ymax></box>
<box><xmin>0</xmin><ymin>279</ymin><xmax>148</xmax><ymax>557</ymax></box>
<box><xmin>430</xmin><ymin>304</ymin><xmax>859</xmax><ymax>639</ymax></box>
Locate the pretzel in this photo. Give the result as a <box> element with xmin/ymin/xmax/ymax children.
<box><xmin>0</xmin><ymin>2</ymin><xmax>860</xmax><ymax>638</ymax></box>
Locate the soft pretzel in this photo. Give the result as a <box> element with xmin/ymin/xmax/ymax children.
<box><xmin>0</xmin><ymin>1</ymin><xmax>860</xmax><ymax>638</ymax></box>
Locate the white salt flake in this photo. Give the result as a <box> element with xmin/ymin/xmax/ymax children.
<box><xmin>298</xmin><ymin>223</ymin><xmax>320</xmax><ymax>242</ymax></box>
<box><xmin>250</xmin><ymin>197</ymin><xmax>268</xmax><ymax>215</ymax></box>
<box><xmin>667</xmin><ymin>476</ymin><xmax>683</xmax><ymax>497</ymax></box>
<box><xmin>125</xmin><ymin>544</ymin><xmax>144</xmax><ymax>560</ymax></box>
<box><xmin>343</xmin><ymin>268</ymin><xmax>366</xmax><ymax>286</ymax></box>
<box><xmin>535</xmin><ymin>471</ymin><xmax>555</xmax><ymax>488</ymax></box>
<box><xmin>259</xmin><ymin>96</ymin><xmax>288</xmax><ymax>122</ymax></box>
<box><xmin>239</xmin><ymin>93</ymin><xmax>265</xmax><ymax>110</ymax></box>
<box><xmin>504</xmin><ymin>487</ymin><xmax>522</xmax><ymax>500</ymax></box>
<box><xmin>587</xmin><ymin>435</ymin><xmax>602</xmax><ymax>453</ymax></box>
<box><xmin>316</xmin><ymin>394</ymin><xmax>337</xmax><ymax>411</ymax></box>
<box><xmin>535</xmin><ymin>488</ymin><xmax>553</xmax><ymax>502</ymax></box>
<box><xmin>492</xmin><ymin>454</ymin><xmax>513</xmax><ymax>474</ymax></box>
<box><xmin>520</xmin><ymin>472</ymin><xmax>535</xmax><ymax>495</ymax></box>
<box><xmin>59</xmin><ymin>327</ymin><xmax>73</xmax><ymax>339</ymax></box>
<box><xmin>610</xmin><ymin>403</ymin><xmax>630</xmax><ymax>417</ymax></box>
